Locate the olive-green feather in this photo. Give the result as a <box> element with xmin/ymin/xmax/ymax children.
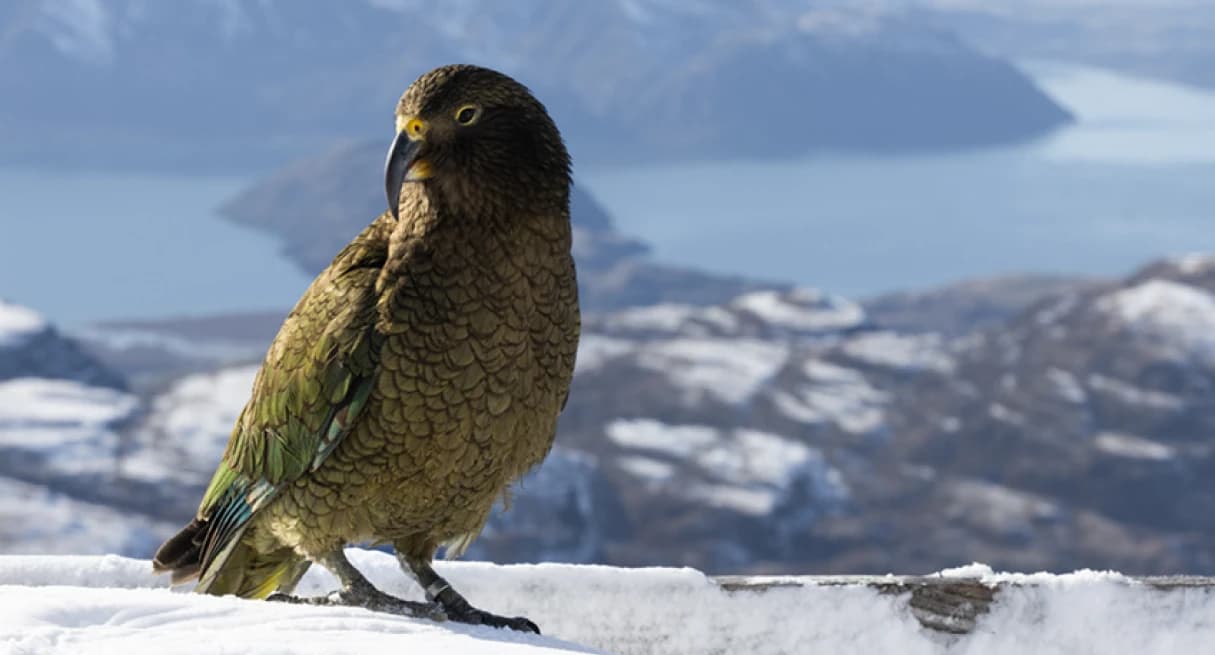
<box><xmin>161</xmin><ymin>225</ymin><xmax>388</xmax><ymax>592</ymax></box>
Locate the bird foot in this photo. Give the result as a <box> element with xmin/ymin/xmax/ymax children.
<box><xmin>267</xmin><ymin>588</ymin><xmax>447</xmax><ymax>622</ymax></box>
<box><xmin>443</xmin><ymin>604</ymin><xmax>540</xmax><ymax>634</ymax></box>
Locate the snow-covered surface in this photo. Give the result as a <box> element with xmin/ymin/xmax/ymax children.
<box><xmin>4</xmin><ymin>551</ymin><xmax>1215</xmax><ymax>655</ymax></box>
<box><xmin>0</xmin><ymin>299</ymin><xmax>47</xmax><ymax>347</ymax></box>
<box><xmin>1097</xmin><ymin>279</ymin><xmax>1215</xmax><ymax>359</ymax></box>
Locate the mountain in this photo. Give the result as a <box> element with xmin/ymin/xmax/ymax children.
<box><xmin>900</xmin><ymin>0</ymin><xmax>1215</xmax><ymax>91</ymax></box>
<box><xmin>218</xmin><ymin>141</ymin><xmax>783</xmax><ymax>312</ymax></box>
<box><xmin>0</xmin><ymin>301</ymin><xmax>168</xmax><ymax>554</ymax></box>
<box><xmin>0</xmin><ymin>0</ymin><xmax>1071</xmax><ymax>171</ymax></box>
<box><xmin>54</xmin><ymin>257</ymin><xmax>1215</xmax><ymax>576</ymax></box>
<box><xmin>0</xmin><ymin>299</ymin><xmax>126</xmax><ymax>389</ymax></box>
<box><xmin>862</xmin><ymin>274</ymin><xmax>1103</xmax><ymax>337</ymax></box>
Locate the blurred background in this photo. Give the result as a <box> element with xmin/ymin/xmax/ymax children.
<box><xmin>2</xmin><ymin>0</ymin><xmax>1214</xmax><ymax>575</ymax></box>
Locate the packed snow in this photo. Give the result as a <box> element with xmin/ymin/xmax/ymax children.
<box><xmin>4</xmin><ymin>551</ymin><xmax>1215</xmax><ymax>654</ymax></box>
<box><xmin>0</xmin><ymin>299</ymin><xmax>47</xmax><ymax>348</ymax></box>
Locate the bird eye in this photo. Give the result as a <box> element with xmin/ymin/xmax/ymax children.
<box><xmin>455</xmin><ymin>105</ymin><xmax>480</xmax><ymax>125</ymax></box>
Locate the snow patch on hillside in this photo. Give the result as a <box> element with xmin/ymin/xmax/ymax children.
<box><xmin>1097</xmin><ymin>279</ymin><xmax>1215</xmax><ymax>358</ymax></box>
<box><xmin>0</xmin><ymin>477</ymin><xmax>170</xmax><ymax>555</ymax></box>
<box><xmin>606</xmin><ymin>419</ymin><xmax>838</xmax><ymax>515</ymax></box>
<box><xmin>0</xmin><ymin>378</ymin><xmax>137</xmax><ymax>474</ymax></box>
<box><xmin>0</xmin><ymin>299</ymin><xmax>48</xmax><ymax>347</ymax></box>
<box><xmin>732</xmin><ymin>289</ymin><xmax>864</xmax><ymax>334</ymax></box>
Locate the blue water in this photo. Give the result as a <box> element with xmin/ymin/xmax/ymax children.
<box><xmin>580</xmin><ymin>63</ymin><xmax>1215</xmax><ymax>296</ymax></box>
<box><xmin>0</xmin><ymin>170</ymin><xmax>313</xmax><ymax>325</ymax></box>
<box><xmin>1</xmin><ymin>62</ymin><xmax>1213</xmax><ymax>325</ymax></box>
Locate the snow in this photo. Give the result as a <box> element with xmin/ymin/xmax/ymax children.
<box><xmin>1087</xmin><ymin>374</ymin><xmax>1184</xmax><ymax>410</ymax></box>
<box><xmin>598</xmin><ymin>304</ymin><xmax>703</xmax><ymax>332</ymax></box>
<box><xmin>1097</xmin><ymin>279</ymin><xmax>1215</xmax><ymax>359</ymax></box>
<box><xmin>573</xmin><ymin>335</ymin><xmax>636</xmax><ymax>373</ymax></box>
<box><xmin>1046</xmin><ymin>367</ymin><xmax>1087</xmax><ymax>404</ymax></box>
<box><xmin>1094</xmin><ymin>431</ymin><xmax>1175</xmax><ymax>461</ymax></box>
<box><xmin>839</xmin><ymin>331</ymin><xmax>954</xmax><ymax>373</ymax></box>
<box><xmin>4</xmin><ymin>551</ymin><xmax>1215</xmax><ymax>655</ymax></box>
<box><xmin>606</xmin><ymin>420</ymin><xmax>834</xmax><ymax>516</ymax></box>
<box><xmin>944</xmin><ymin>479</ymin><xmax>1060</xmax><ymax>539</ymax></box>
<box><xmin>0</xmin><ymin>299</ymin><xmax>48</xmax><ymax>347</ymax></box>
<box><xmin>615</xmin><ymin>455</ymin><xmax>675</xmax><ymax>482</ymax></box>
<box><xmin>0</xmin><ymin>477</ymin><xmax>171</xmax><ymax>556</ymax></box>
<box><xmin>0</xmin><ymin>378</ymin><xmax>137</xmax><ymax>474</ymax></box>
<box><xmin>640</xmin><ymin>338</ymin><xmax>789</xmax><ymax>404</ymax></box>
<box><xmin>1168</xmin><ymin>253</ymin><xmax>1215</xmax><ymax>276</ymax></box>
<box><xmin>121</xmin><ymin>365</ymin><xmax>257</xmax><ymax>481</ymax></box>
<box><xmin>731</xmin><ymin>289</ymin><xmax>865</xmax><ymax>334</ymax></box>
<box><xmin>605</xmin><ymin>419</ymin><xmax>717</xmax><ymax>457</ymax></box>
<box><xmin>771</xmin><ymin>359</ymin><xmax>888</xmax><ymax>434</ymax></box>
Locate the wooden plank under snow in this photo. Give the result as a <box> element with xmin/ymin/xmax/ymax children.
<box><xmin>713</xmin><ymin>574</ymin><xmax>1215</xmax><ymax>635</ymax></box>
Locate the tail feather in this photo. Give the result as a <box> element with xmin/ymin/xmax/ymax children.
<box><xmin>153</xmin><ymin>516</ymin><xmax>301</xmax><ymax>599</ymax></box>
<box><xmin>152</xmin><ymin>518</ymin><xmax>205</xmax><ymax>581</ymax></box>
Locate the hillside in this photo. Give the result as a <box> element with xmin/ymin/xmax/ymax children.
<box><xmin>32</xmin><ymin>255</ymin><xmax>1215</xmax><ymax>575</ymax></box>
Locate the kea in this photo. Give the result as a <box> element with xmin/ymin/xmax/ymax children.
<box><xmin>152</xmin><ymin>64</ymin><xmax>578</xmax><ymax>634</ymax></box>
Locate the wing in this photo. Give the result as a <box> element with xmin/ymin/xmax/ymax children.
<box><xmin>194</xmin><ymin>219</ymin><xmax>389</xmax><ymax>587</ymax></box>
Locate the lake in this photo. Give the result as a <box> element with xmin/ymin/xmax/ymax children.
<box><xmin>0</xmin><ymin>62</ymin><xmax>1212</xmax><ymax>325</ymax></box>
<box><xmin>0</xmin><ymin>172</ymin><xmax>312</xmax><ymax>325</ymax></box>
<box><xmin>581</xmin><ymin>62</ymin><xmax>1215</xmax><ymax>297</ymax></box>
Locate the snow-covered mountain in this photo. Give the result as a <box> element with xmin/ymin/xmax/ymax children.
<box><xmin>0</xmin><ymin>0</ymin><xmax>1070</xmax><ymax>170</ymax></box>
<box><xmin>0</xmin><ymin>299</ymin><xmax>125</xmax><ymax>389</ymax></box>
<box><xmin>40</xmin><ymin>257</ymin><xmax>1215</xmax><ymax>575</ymax></box>
<box><xmin>0</xmin><ymin>301</ymin><xmax>167</xmax><ymax>555</ymax></box>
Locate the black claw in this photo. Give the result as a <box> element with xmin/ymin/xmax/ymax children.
<box><xmin>446</xmin><ymin>607</ymin><xmax>540</xmax><ymax>634</ymax></box>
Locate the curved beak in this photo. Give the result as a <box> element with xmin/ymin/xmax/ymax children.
<box><xmin>384</xmin><ymin>130</ymin><xmax>425</xmax><ymax>219</ymax></box>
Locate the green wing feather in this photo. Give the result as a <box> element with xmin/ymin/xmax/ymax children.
<box><xmin>193</xmin><ymin>223</ymin><xmax>388</xmax><ymax>589</ymax></box>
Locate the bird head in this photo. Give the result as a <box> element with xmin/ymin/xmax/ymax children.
<box><xmin>385</xmin><ymin>64</ymin><xmax>571</xmax><ymax>220</ymax></box>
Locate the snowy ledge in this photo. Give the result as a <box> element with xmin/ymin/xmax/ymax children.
<box><xmin>3</xmin><ymin>550</ymin><xmax>1214</xmax><ymax>654</ymax></box>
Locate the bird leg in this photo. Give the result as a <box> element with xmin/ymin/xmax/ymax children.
<box><xmin>267</xmin><ymin>549</ymin><xmax>445</xmax><ymax>621</ymax></box>
<box><xmin>398</xmin><ymin>553</ymin><xmax>540</xmax><ymax>634</ymax></box>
